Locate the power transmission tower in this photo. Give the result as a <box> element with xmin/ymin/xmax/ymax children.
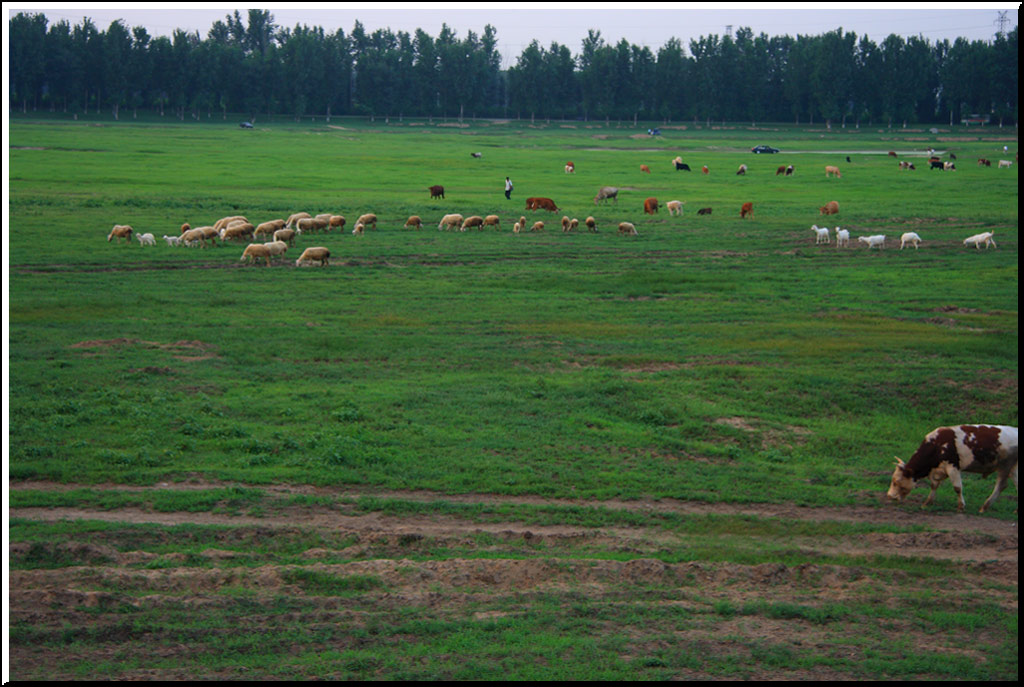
<box><xmin>994</xmin><ymin>11</ymin><xmax>1008</xmax><ymax>38</ymax></box>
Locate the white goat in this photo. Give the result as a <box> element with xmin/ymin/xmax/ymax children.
<box><xmin>835</xmin><ymin>228</ymin><xmax>850</xmax><ymax>248</ymax></box>
<box><xmin>963</xmin><ymin>232</ymin><xmax>997</xmax><ymax>249</ymax></box>
<box><xmin>900</xmin><ymin>232</ymin><xmax>922</xmax><ymax>250</ymax></box>
<box><xmin>858</xmin><ymin>234</ymin><xmax>886</xmax><ymax>249</ymax></box>
<box><xmin>811</xmin><ymin>225</ymin><xmax>830</xmax><ymax>244</ymax></box>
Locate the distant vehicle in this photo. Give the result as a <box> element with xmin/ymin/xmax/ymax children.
<box><xmin>648</xmin><ymin>128</ymin><xmax>662</xmax><ymax>136</ymax></box>
<box><xmin>751</xmin><ymin>145</ymin><xmax>779</xmax><ymax>154</ymax></box>
<box><xmin>239</xmin><ymin>121</ymin><xmax>254</xmax><ymax>129</ymax></box>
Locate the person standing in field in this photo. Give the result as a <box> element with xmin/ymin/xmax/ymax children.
<box><xmin>505</xmin><ymin>176</ymin><xmax>513</xmax><ymax>200</ymax></box>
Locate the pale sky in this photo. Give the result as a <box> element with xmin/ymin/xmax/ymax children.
<box><xmin>7</xmin><ymin>3</ymin><xmax>1019</xmax><ymax>69</ymax></box>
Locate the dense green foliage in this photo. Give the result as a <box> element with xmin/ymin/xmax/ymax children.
<box><xmin>7</xmin><ymin>117</ymin><xmax>1018</xmax><ymax>512</ymax></box>
<box><xmin>8</xmin><ymin>10</ymin><xmax>1018</xmax><ymax>124</ymax></box>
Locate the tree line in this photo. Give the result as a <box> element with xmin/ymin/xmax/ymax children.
<box><xmin>8</xmin><ymin>10</ymin><xmax>1018</xmax><ymax>126</ymax></box>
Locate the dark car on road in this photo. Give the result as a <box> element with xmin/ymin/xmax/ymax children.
<box><xmin>751</xmin><ymin>145</ymin><xmax>779</xmax><ymax>154</ymax></box>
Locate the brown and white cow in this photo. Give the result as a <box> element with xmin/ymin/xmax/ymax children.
<box><xmin>887</xmin><ymin>425</ymin><xmax>1018</xmax><ymax>513</ymax></box>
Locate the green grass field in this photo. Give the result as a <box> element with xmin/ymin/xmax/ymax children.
<box><xmin>7</xmin><ymin>115</ymin><xmax>1018</xmax><ymax>679</ymax></box>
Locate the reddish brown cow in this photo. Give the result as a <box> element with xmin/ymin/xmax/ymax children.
<box><xmin>429</xmin><ymin>185</ymin><xmax>445</xmax><ymax>199</ymax></box>
<box><xmin>640</xmin><ymin>164</ymin><xmax>651</xmax><ymax>174</ymax></box>
<box><xmin>526</xmin><ymin>197</ymin><xmax>559</xmax><ymax>212</ymax></box>
<box><xmin>819</xmin><ymin>200</ymin><xmax>839</xmax><ymax>216</ymax></box>
<box><xmin>776</xmin><ymin>165</ymin><xmax>787</xmax><ymax>176</ymax></box>
<box><xmin>888</xmin><ymin>151</ymin><xmax>897</xmax><ymax>157</ymax></box>
<box><xmin>643</xmin><ymin>197</ymin><xmax>659</xmax><ymax>215</ymax></box>
<box><xmin>701</xmin><ymin>165</ymin><xmax>709</xmax><ymax>175</ymax></box>
<box><xmin>697</xmin><ymin>207</ymin><xmax>712</xmax><ymax>215</ymax></box>
<box><xmin>740</xmin><ymin>202</ymin><xmax>753</xmax><ymax>219</ymax></box>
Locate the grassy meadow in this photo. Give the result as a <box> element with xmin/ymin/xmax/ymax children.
<box><xmin>6</xmin><ymin>115</ymin><xmax>1019</xmax><ymax>680</ymax></box>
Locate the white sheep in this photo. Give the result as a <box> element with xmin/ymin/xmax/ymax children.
<box><xmin>585</xmin><ymin>216</ymin><xmax>597</xmax><ymax>233</ymax></box>
<box><xmin>273</xmin><ymin>228</ymin><xmax>297</xmax><ymax>246</ymax></box>
<box><xmin>811</xmin><ymin>225</ymin><xmax>830</xmax><ymax>244</ymax></box>
<box><xmin>353</xmin><ymin>222</ymin><xmax>365</xmax><ymax>235</ymax></box>
<box><xmin>963</xmin><ymin>231</ymin><xmax>997</xmax><ymax>249</ymax></box>
<box><xmin>180</xmin><ymin>227</ymin><xmax>209</xmax><ymax>247</ymax></box>
<box><xmin>295</xmin><ymin>246</ymin><xmax>330</xmax><ymax>266</ymax></box>
<box><xmin>356</xmin><ymin>213</ymin><xmax>378</xmax><ymax>230</ymax></box>
<box><xmin>618</xmin><ymin>222</ymin><xmax>639</xmax><ymax>236</ymax></box>
<box><xmin>858</xmin><ymin>234</ymin><xmax>886</xmax><ymax>250</ymax></box>
<box><xmin>285</xmin><ymin>212</ymin><xmax>311</xmax><ymax>229</ymax></box>
<box><xmin>135</xmin><ymin>232</ymin><xmax>156</xmax><ymax>246</ymax></box>
<box><xmin>254</xmin><ymin>219</ymin><xmax>286</xmax><ymax>240</ymax></box>
<box><xmin>162</xmin><ymin>234</ymin><xmax>181</xmax><ymax>246</ymax></box>
<box><xmin>666</xmin><ymin>200</ymin><xmax>684</xmax><ymax>216</ymax></box>
<box><xmin>438</xmin><ymin>214</ymin><xmax>463</xmax><ymax>231</ymax></box>
<box><xmin>835</xmin><ymin>228</ymin><xmax>850</xmax><ymax>247</ymax></box>
<box><xmin>899</xmin><ymin>232</ymin><xmax>922</xmax><ymax>250</ymax></box>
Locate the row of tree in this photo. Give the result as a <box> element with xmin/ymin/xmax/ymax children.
<box><xmin>8</xmin><ymin>10</ymin><xmax>1018</xmax><ymax>126</ymax></box>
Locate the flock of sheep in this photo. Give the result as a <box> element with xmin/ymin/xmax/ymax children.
<box><xmin>105</xmin><ymin>151</ymin><xmax>1009</xmax><ymax>264</ymax></box>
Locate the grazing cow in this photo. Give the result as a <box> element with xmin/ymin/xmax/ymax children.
<box><xmin>888</xmin><ymin>151</ymin><xmax>897</xmax><ymax>157</ymax></box>
<box><xmin>898</xmin><ymin>160</ymin><xmax>915</xmax><ymax>171</ymax></box>
<box><xmin>785</xmin><ymin>165</ymin><xmax>794</xmax><ymax>176</ymax></box>
<box><xmin>825</xmin><ymin>165</ymin><xmax>841</xmax><ymax>178</ymax></box>
<box><xmin>643</xmin><ymin>197</ymin><xmax>659</xmax><ymax>215</ymax></box>
<box><xmin>845</xmin><ymin>156</ymin><xmax>852</xmax><ymax>163</ymax></box>
<box><xmin>819</xmin><ymin>200</ymin><xmax>839</xmax><ymax>216</ymax></box>
<box><xmin>527</xmin><ymin>197</ymin><xmax>559</xmax><ymax>212</ymax></box>
<box><xmin>977</xmin><ymin>158</ymin><xmax>991</xmax><ymax>167</ymax></box>
<box><xmin>887</xmin><ymin>425</ymin><xmax>1018</xmax><ymax>513</ymax></box>
<box><xmin>997</xmin><ymin>159</ymin><xmax>1012</xmax><ymax>168</ymax></box>
<box><xmin>675</xmin><ymin>161</ymin><xmax>691</xmax><ymax>171</ymax></box>
<box><xmin>593</xmin><ymin>186</ymin><xmax>619</xmax><ymax>205</ymax></box>
<box><xmin>736</xmin><ymin>164</ymin><xmax>748</xmax><ymax>175</ymax></box>
<box><xmin>666</xmin><ymin>200</ymin><xmax>684</xmax><ymax>216</ymax></box>
<box><xmin>697</xmin><ymin>207</ymin><xmax>712</xmax><ymax>216</ymax></box>
<box><xmin>641</xmin><ymin>164</ymin><xmax>651</xmax><ymax>174</ymax></box>
<box><xmin>949</xmin><ymin>153</ymin><xmax>957</xmax><ymax>160</ymax></box>
<box><xmin>740</xmin><ymin>202</ymin><xmax>753</xmax><ymax>219</ymax></box>
<box><xmin>565</xmin><ymin>161</ymin><xmax>575</xmax><ymax>173</ymax></box>
<box><xmin>471</xmin><ymin>152</ymin><xmax>482</xmax><ymax>158</ymax></box>
<box><xmin>429</xmin><ymin>185</ymin><xmax>445</xmax><ymax>199</ymax></box>
<box><xmin>944</xmin><ymin>161</ymin><xmax>956</xmax><ymax>171</ymax></box>
<box><xmin>776</xmin><ymin>165</ymin><xmax>787</xmax><ymax>176</ymax></box>
<box><xmin>701</xmin><ymin>165</ymin><xmax>709</xmax><ymax>175</ymax></box>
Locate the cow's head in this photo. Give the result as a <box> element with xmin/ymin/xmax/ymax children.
<box><xmin>886</xmin><ymin>458</ymin><xmax>915</xmax><ymax>502</ymax></box>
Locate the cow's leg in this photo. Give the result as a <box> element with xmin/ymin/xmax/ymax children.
<box><xmin>979</xmin><ymin>472</ymin><xmax>1008</xmax><ymax>513</ymax></box>
<box><xmin>946</xmin><ymin>467</ymin><xmax>966</xmax><ymax>512</ymax></box>
<box><xmin>923</xmin><ymin>469</ymin><xmax>946</xmax><ymax>507</ymax></box>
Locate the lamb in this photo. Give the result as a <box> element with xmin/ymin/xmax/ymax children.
<box><xmin>740</xmin><ymin>202</ymin><xmax>753</xmax><ymax>219</ymax></box>
<box><xmin>162</xmin><ymin>234</ymin><xmax>181</xmax><ymax>246</ymax></box>
<box><xmin>835</xmin><ymin>228</ymin><xmax>850</xmax><ymax>247</ymax></box>
<box><xmin>404</xmin><ymin>215</ymin><xmax>423</xmax><ymax>230</ymax></box>
<box><xmin>295</xmin><ymin>246</ymin><xmax>330</xmax><ymax>266</ymax></box>
<box><xmin>286</xmin><ymin>212</ymin><xmax>311</xmax><ymax>229</ymax></box>
<box><xmin>963</xmin><ymin>231</ymin><xmax>997</xmax><ymax>249</ymax></box>
<box><xmin>666</xmin><ymin>200</ymin><xmax>684</xmax><ymax>216</ymax></box>
<box><xmin>569</xmin><ymin>218</ymin><xmax>579</xmax><ymax>232</ymax></box>
<box><xmin>352</xmin><ymin>222</ymin><xmax>365</xmax><ymax>236</ymax></box>
<box><xmin>594</xmin><ymin>186</ymin><xmax>619</xmax><ymax>204</ymax></box>
<box><xmin>811</xmin><ymin>225</ymin><xmax>830</xmax><ymax>244</ymax></box>
<box><xmin>483</xmin><ymin>215</ymin><xmax>501</xmax><ymax>230</ymax></box>
<box><xmin>899</xmin><ymin>232</ymin><xmax>922</xmax><ymax>250</ymax></box>
<box><xmin>585</xmin><ymin>216</ymin><xmax>597</xmax><ymax>232</ymax></box>
<box><xmin>356</xmin><ymin>213</ymin><xmax>378</xmax><ymax>230</ymax></box>
<box><xmin>819</xmin><ymin>200</ymin><xmax>840</xmax><ymax>216</ymax></box>
<box><xmin>736</xmin><ymin>164</ymin><xmax>747</xmax><ymax>175</ymax></box>
<box><xmin>561</xmin><ymin>216</ymin><xmax>572</xmax><ymax>232</ymax></box>
<box><xmin>135</xmin><ymin>232</ymin><xmax>156</xmax><ymax>246</ymax></box>
<box><xmin>825</xmin><ymin>165</ymin><xmax>841</xmax><ymax>178</ymax></box>
<box><xmin>273</xmin><ymin>228</ymin><xmax>297</xmax><ymax>246</ymax></box>
<box><xmin>512</xmin><ymin>221</ymin><xmax>522</xmax><ymax>234</ymax></box>
<box><xmin>438</xmin><ymin>214</ymin><xmax>463</xmax><ymax>231</ymax></box>
<box><xmin>214</xmin><ymin>215</ymin><xmax>248</xmax><ymax>232</ymax></box>
<box><xmin>858</xmin><ymin>234</ymin><xmax>886</xmax><ymax>249</ymax></box>
<box><xmin>254</xmin><ymin>220</ymin><xmax>285</xmax><ymax>240</ymax></box>
<box><xmin>263</xmin><ymin>240</ymin><xmax>288</xmax><ymax>258</ymax></box>
<box><xmin>461</xmin><ymin>215</ymin><xmax>484</xmax><ymax>231</ymax></box>
<box><xmin>240</xmin><ymin>243</ymin><xmax>273</xmax><ymax>266</ymax></box>
<box><xmin>618</xmin><ymin>222</ymin><xmax>639</xmax><ymax>236</ymax></box>
<box><xmin>530</xmin><ymin>221</ymin><xmax>545</xmax><ymax>233</ymax></box>
<box><xmin>107</xmin><ymin>224</ymin><xmax>133</xmax><ymax>243</ymax></box>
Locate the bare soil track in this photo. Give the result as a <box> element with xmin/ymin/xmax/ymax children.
<box><xmin>8</xmin><ymin>481</ymin><xmax>1018</xmax><ymax>680</ymax></box>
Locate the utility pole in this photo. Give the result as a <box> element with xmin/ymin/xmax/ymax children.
<box><xmin>725</xmin><ymin>25</ymin><xmax>732</xmax><ymax>39</ymax></box>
